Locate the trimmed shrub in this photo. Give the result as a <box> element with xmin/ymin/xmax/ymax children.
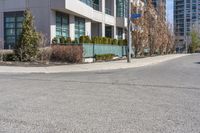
<box><xmin>95</xmin><ymin>54</ymin><xmax>114</xmax><ymax>61</ymax></box>
<box><xmin>59</xmin><ymin>36</ymin><xmax>66</xmax><ymax>44</ymax></box>
<box><xmin>52</xmin><ymin>37</ymin><xmax>58</xmax><ymax>44</ymax></box>
<box><xmin>107</xmin><ymin>38</ymin><xmax>112</xmax><ymax>44</ymax></box>
<box><xmin>102</xmin><ymin>37</ymin><xmax>108</xmax><ymax>44</ymax></box>
<box><xmin>66</xmin><ymin>37</ymin><xmax>72</xmax><ymax>44</ymax></box>
<box><xmin>52</xmin><ymin>36</ymin><xmax>127</xmax><ymax>46</ymax></box>
<box><xmin>91</xmin><ymin>36</ymin><xmax>97</xmax><ymax>44</ymax></box>
<box><xmin>51</xmin><ymin>45</ymin><xmax>83</xmax><ymax>63</ymax></box>
<box><xmin>79</xmin><ymin>36</ymin><xmax>84</xmax><ymax>44</ymax></box>
<box><xmin>74</xmin><ymin>38</ymin><xmax>79</xmax><ymax>44</ymax></box>
<box><xmin>85</xmin><ymin>36</ymin><xmax>91</xmax><ymax>43</ymax></box>
<box><xmin>123</xmin><ymin>39</ymin><xmax>128</xmax><ymax>45</ymax></box>
<box><xmin>79</xmin><ymin>36</ymin><xmax>91</xmax><ymax>44</ymax></box>
<box><xmin>112</xmin><ymin>39</ymin><xmax>118</xmax><ymax>45</ymax></box>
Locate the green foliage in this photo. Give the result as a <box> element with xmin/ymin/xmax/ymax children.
<box><xmin>123</xmin><ymin>39</ymin><xmax>128</xmax><ymax>45</ymax></box>
<box><xmin>74</xmin><ymin>38</ymin><xmax>79</xmax><ymax>44</ymax></box>
<box><xmin>59</xmin><ymin>36</ymin><xmax>66</xmax><ymax>44</ymax></box>
<box><xmin>15</xmin><ymin>10</ymin><xmax>40</xmax><ymax>61</ymax></box>
<box><xmin>66</xmin><ymin>37</ymin><xmax>72</xmax><ymax>44</ymax></box>
<box><xmin>52</xmin><ymin>37</ymin><xmax>58</xmax><ymax>44</ymax></box>
<box><xmin>79</xmin><ymin>36</ymin><xmax>91</xmax><ymax>44</ymax></box>
<box><xmin>102</xmin><ymin>37</ymin><xmax>108</xmax><ymax>44</ymax></box>
<box><xmin>95</xmin><ymin>54</ymin><xmax>114</xmax><ymax>61</ymax></box>
<box><xmin>118</xmin><ymin>39</ymin><xmax>124</xmax><ymax>45</ymax></box>
<box><xmin>112</xmin><ymin>39</ymin><xmax>118</xmax><ymax>45</ymax></box>
<box><xmin>91</xmin><ymin>36</ymin><xmax>103</xmax><ymax>44</ymax></box>
<box><xmin>107</xmin><ymin>38</ymin><xmax>112</xmax><ymax>44</ymax></box>
<box><xmin>52</xmin><ymin>35</ymin><xmax>127</xmax><ymax>46</ymax></box>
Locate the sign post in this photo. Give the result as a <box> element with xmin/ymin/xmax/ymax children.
<box><xmin>127</xmin><ymin>0</ymin><xmax>132</xmax><ymax>63</ymax></box>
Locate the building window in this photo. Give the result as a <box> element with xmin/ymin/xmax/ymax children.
<box><xmin>75</xmin><ymin>17</ymin><xmax>85</xmax><ymax>38</ymax></box>
<box><xmin>56</xmin><ymin>12</ymin><xmax>69</xmax><ymax>38</ymax></box>
<box><xmin>105</xmin><ymin>26</ymin><xmax>112</xmax><ymax>38</ymax></box>
<box><xmin>117</xmin><ymin>27</ymin><xmax>123</xmax><ymax>39</ymax></box>
<box><xmin>116</xmin><ymin>0</ymin><xmax>128</xmax><ymax>17</ymax></box>
<box><xmin>4</xmin><ymin>11</ymin><xmax>24</xmax><ymax>49</ymax></box>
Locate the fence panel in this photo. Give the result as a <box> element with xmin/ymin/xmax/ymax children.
<box><xmin>83</xmin><ymin>44</ymin><xmax>127</xmax><ymax>58</ymax></box>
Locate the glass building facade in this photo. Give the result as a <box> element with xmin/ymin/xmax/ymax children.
<box><xmin>56</xmin><ymin>12</ymin><xmax>69</xmax><ymax>38</ymax></box>
<box><xmin>4</xmin><ymin>11</ymin><xmax>24</xmax><ymax>49</ymax></box>
<box><xmin>116</xmin><ymin>0</ymin><xmax>128</xmax><ymax>17</ymax></box>
<box><xmin>75</xmin><ymin>17</ymin><xmax>85</xmax><ymax>38</ymax></box>
<box><xmin>174</xmin><ymin>0</ymin><xmax>200</xmax><ymax>39</ymax></box>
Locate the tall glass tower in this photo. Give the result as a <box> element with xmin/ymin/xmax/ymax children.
<box><xmin>174</xmin><ymin>0</ymin><xmax>200</xmax><ymax>49</ymax></box>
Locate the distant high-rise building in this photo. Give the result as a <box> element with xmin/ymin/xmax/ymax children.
<box><xmin>174</xmin><ymin>0</ymin><xmax>200</xmax><ymax>51</ymax></box>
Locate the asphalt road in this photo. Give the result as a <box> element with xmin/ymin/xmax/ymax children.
<box><xmin>0</xmin><ymin>54</ymin><xmax>200</xmax><ymax>133</ymax></box>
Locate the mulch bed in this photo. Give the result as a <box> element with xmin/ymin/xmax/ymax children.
<box><xmin>0</xmin><ymin>61</ymin><xmax>69</xmax><ymax>67</ymax></box>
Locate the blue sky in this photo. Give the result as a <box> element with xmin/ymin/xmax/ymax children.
<box><xmin>166</xmin><ymin>0</ymin><xmax>173</xmax><ymax>24</ymax></box>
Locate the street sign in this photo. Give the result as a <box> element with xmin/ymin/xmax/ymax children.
<box><xmin>131</xmin><ymin>24</ymin><xmax>143</xmax><ymax>32</ymax></box>
<box><xmin>131</xmin><ymin>14</ymin><xmax>142</xmax><ymax>19</ymax></box>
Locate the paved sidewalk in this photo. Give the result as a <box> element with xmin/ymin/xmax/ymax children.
<box><xmin>0</xmin><ymin>54</ymin><xmax>189</xmax><ymax>73</ymax></box>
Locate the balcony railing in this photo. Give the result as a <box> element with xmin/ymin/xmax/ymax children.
<box><xmin>93</xmin><ymin>3</ymin><xmax>99</xmax><ymax>11</ymax></box>
<box><xmin>80</xmin><ymin>0</ymin><xmax>100</xmax><ymax>11</ymax></box>
<box><xmin>105</xmin><ymin>8</ymin><xmax>112</xmax><ymax>15</ymax></box>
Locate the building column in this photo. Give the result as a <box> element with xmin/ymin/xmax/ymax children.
<box><xmin>113</xmin><ymin>0</ymin><xmax>117</xmax><ymax>38</ymax></box>
<box><xmin>101</xmin><ymin>0</ymin><xmax>105</xmax><ymax>13</ymax></box>
<box><xmin>0</xmin><ymin>12</ymin><xmax>4</xmax><ymax>49</ymax></box>
<box><xmin>50</xmin><ymin>10</ymin><xmax>56</xmax><ymax>42</ymax></box>
<box><xmin>113</xmin><ymin>26</ymin><xmax>117</xmax><ymax>39</ymax></box>
<box><xmin>69</xmin><ymin>15</ymin><xmax>75</xmax><ymax>40</ymax></box>
<box><xmin>85</xmin><ymin>19</ymin><xmax>91</xmax><ymax>37</ymax></box>
<box><xmin>100</xmin><ymin>23</ymin><xmax>105</xmax><ymax>37</ymax></box>
<box><xmin>123</xmin><ymin>28</ymin><xmax>126</xmax><ymax>39</ymax></box>
<box><xmin>113</xmin><ymin>0</ymin><xmax>116</xmax><ymax>17</ymax></box>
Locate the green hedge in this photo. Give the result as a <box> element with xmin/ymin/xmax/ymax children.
<box><xmin>95</xmin><ymin>54</ymin><xmax>115</xmax><ymax>61</ymax></box>
<box><xmin>52</xmin><ymin>36</ymin><xmax>127</xmax><ymax>46</ymax></box>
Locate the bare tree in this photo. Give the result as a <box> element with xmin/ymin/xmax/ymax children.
<box><xmin>132</xmin><ymin>0</ymin><xmax>175</xmax><ymax>56</ymax></box>
<box><xmin>38</xmin><ymin>33</ymin><xmax>52</xmax><ymax>63</ymax></box>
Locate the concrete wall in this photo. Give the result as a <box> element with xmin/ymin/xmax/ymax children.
<box><xmin>0</xmin><ymin>0</ymin><xmax>26</xmax><ymax>12</ymax></box>
<box><xmin>50</xmin><ymin>10</ymin><xmax>56</xmax><ymax>42</ymax></box>
<box><xmin>85</xmin><ymin>19</ymin><xmax>91</xmax><ymax>37</ymax></box>
<box><xmin>28</xmin><ymin>0</ymin><xmax>51</xmax><ymax>43</ymax></box>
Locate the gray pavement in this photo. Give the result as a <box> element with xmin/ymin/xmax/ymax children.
<box><xmin>0</xmin><ymin>54</ymin><xmax>188</xmax><ymax>73</ymax></box>
<box><xmin>0</xmin><ymin>54</ymin><xmax>200</xmax><ymax>133</ymax></box>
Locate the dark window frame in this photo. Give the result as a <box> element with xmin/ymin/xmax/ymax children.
<box><xmin>56</xmin><ymin>12</ymin><xmax>69</xmax><ymax>38</ymax></box>
<box><xmin>75</xmin><ymin>16</ymin><xmax>85</xmax><ymax>39</ymax></box>
<box><xmin>4</xmin><ymin>11</ymin><xmax>24</xmax><ymax>49</ymax></box>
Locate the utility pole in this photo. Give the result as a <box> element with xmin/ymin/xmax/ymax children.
<box><xmin>127</xmin><ymin>0</ymin><xmax>132</xmax><ymax>63</ymax></box>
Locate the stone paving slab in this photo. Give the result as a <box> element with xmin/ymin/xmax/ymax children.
<box><xmin>0</xmin><ymin>54</ymin><xmax>189</xmax><ymax>74</ymax></box>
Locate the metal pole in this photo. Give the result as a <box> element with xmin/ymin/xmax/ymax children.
<box><xmin>127</xmin><ymin>0</ymin><xmax>132</xmax><ymax>63</ymax></box>
<box><xmin>185</xmin><ymin>35</ymin><xmax>188</xmax><ymax>54</ymax></box>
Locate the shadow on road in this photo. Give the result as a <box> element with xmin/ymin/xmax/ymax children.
<box><xmin>194</xmin><ymin>62</ymin><xmax>200</xmax><ymax>64</ymax></box>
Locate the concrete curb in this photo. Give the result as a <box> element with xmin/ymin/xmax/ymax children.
<box><xmin>0</xmin><ymin>54</ymin><xmax>190</xmax><ymax>74</ymax></box>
